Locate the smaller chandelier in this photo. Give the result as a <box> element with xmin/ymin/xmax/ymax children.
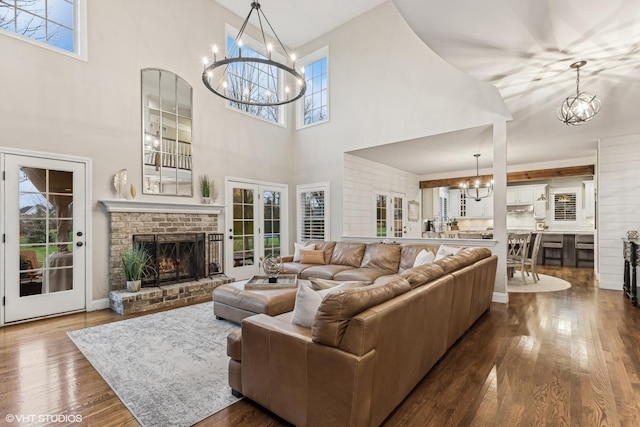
<box><xmin>202</xmin><ymin>1</ymin><xmax>306</xmax><ymax>107</ymax></box>
<box><xmin>461</xmin><ymin>154</ymin><xmax>494</xmax><ymax>202</ymax></box>
<box><xmin>557</xmin><ymin>60</ymin><xmax>601</xmax><ymax>126</ymax></box>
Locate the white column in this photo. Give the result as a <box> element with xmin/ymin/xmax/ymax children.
<box><xmin>492</xmin><ymin>120</ymin><xmax>508</xmax><ymax>302</ymax></box>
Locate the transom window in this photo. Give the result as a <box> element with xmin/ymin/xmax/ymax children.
<box><xmin>0</xmin><ymin>0</ymin><xmax>81</xmax><ymax>54</ymax></box>
<box><xmin>226</xmin><ymin>34</ymin><xmax>280</xmax><ymax>124</ymax></box>
<box><xmin>297</xmin><ymin>47</ymin><xmax>329</xmax><ymax>128</ymax></box>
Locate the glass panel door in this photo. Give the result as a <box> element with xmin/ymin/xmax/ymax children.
<box><xmin>4</xmin><ymin>155</ymin><xmax>86</xmax><ymax>323</ymax></box>
<box><xmin>225</xmin><ymin>180</ymin><xmax>288</xmax><ymax>280</ymax></box>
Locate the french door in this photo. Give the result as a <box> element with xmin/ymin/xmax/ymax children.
<box><xmin>2</xmin><ymin>154</ymin><xmax>87</xmax><ymax>323</ymax></box>
<box><xmin>225</xmin><ymin>179</ymin><xmax>288</xmax><ymax>280</ymax></box>
<box><xmin>375</xmin><ymin>192</ymin><xmax>406</xmax><ymax>238</ymax></box>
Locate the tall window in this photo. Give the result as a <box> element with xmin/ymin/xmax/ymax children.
<box><xmin>226</xmin><ymin>34</ymin><xmax>280</xmax><ymax>123</ymax></box>
<box><xmin>297</xmin><ymin>47</ymin><xmax>328</xmax><ymax>128</ymax></box>
<box><xmin>0</xmin><ymin>0</ymin><xmax>82</xmax><ymax>55</ymax></box>
<box><xmin>376</xmin><ymin>195</ymin><xmax>387</xmax><ymax>237</ymax></box>
<box><xmin>297</xmin><ymin>183</ymin><xmax>330</xmax><ymax>241</ymax></box>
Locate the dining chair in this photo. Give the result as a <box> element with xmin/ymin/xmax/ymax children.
<box><xmin>507</xmin><ymin>232</ymin><xmax>531</xmax><ymax>283</ymax></box>
<box><xmin>523</xmin><ymin>232</ymin><xmax>543</xmax><ymax>282</ymax></box>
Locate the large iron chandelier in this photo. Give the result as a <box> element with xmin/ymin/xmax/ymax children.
<box><xmin>202</xmin><ymin>1</ymin><xmax>306</xmax><ymax>107</ymax></box>
<box><xmin>556</xmin><ymin>60</ymin><xmax>601</xmax><ymax>126</ymax></box>
<box><xmin>461</xmin><ymin>154</ymin><xmax>494</xmax><ymax>202</ymax></box>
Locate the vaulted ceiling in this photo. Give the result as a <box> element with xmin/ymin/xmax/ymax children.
<box><xmin>214</xmin><ymin>0</ymin><xmax>640</xmax><ymax>176</ymax></box>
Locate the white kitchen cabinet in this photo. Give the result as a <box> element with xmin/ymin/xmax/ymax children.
<box><xmin>450</xmin><ymin>188</ymin><xmax>493</xmax><ymax>218</ymax></box>
<box><xmin>584</xmin><ymin>181</ymin><xmax>595</xmax><ymax>218</ymax></box>
<box><xmin>466</xmin><ymin>197</ymin><xmax>485</xmax><ymax>218</ymax></box>
<box><xmin>449</xmin><ymin>189</ymin><xmax>461</xmax><ymax>218</ymax></box>
<box><xmin>507</xmin><ymin>185</ymin><xmax>536</xmax><ymax>205</ymax></box>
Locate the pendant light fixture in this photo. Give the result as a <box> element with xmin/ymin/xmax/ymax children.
<box><xmin>461</xmin><ymin>154</ymin><xmax>494</xmax><ymax>202</ymax></box>
<box><xmin>202</xmin><ymin>1</ymin><xmax>306</xmax><ymax>107</ymax></box>
<box><xmin>557</xmin><ymin>60</ymin><xmax>601</xmax><ymax>126</ymax></box>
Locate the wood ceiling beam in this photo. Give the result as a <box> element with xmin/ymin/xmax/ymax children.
<box><xmin>419</xmin><ymin>165</ymin><xmax>595</xmax><ymax>189</ymax></box>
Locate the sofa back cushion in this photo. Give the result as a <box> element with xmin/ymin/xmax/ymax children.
<box><xmin>360</xmin><ymin>243</ymin><xmax>402</xmax><ymax>272</ymax></box>
<box><xmin>304</xmin><ymin>240</ymin><xmax>337</xmax><ymax>265</ymax></box>
<box><xmin>400</xmin><ymin>263</ymin><xmax>445</xmax><ymax>288</ymax></box>
<box><xmin>312</xmin><ymin>277</ymin><xmax>411</xmax><ymax>347</ymax></box>
<box><xmin>330</xmin><ymin>242</ymin><xmax>366</xmax><ymax>267</ymax></box>
<box><xmin>434</xmin><ymin>247</ymin><xmax>491</xmax><ymax>274</ymax></box>
<box><xmin>399</xmin><ymin>244</ymin><xmax>441</xmax><ymax>272</ymax></box>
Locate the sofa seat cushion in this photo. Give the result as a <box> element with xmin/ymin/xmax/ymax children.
<box><xmin>312</xmin><ymin>277</ymin><xmax>411</xmax><ymax>347</ymax></box>
<box><xmin>299</xmin><ymin>264</ymin><xmax>355</xmax><ymax>280</ymax></box>
<box><xmin>329</xmin><ymin>242</ymin><xmax>367</xmax><ymax>267</ymax></box>
<box><xmin>400</xmin><ymin>263</ymin><xmax>445</xmax><ymax>288</ymax></box>
<box><xmin>399</xmin><ymin>244</ymin><xmax>441</xmax><ymax>273</ymax></box>
<box><xmin>282</xmin><ymin>262</ymin><xmax>315</xmax><ymax>276</ymax></box>
<box><xmin>360</xmin><ymin>243</ymin><xmax>402</xmax><ymax>272</ymax></box>
<box><xmin>333</xmin><ymin>267</ymin><xmax>392</xmax><ymax>283</ymax></box>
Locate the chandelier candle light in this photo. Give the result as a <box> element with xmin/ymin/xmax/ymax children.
<box><xmin>557</xmin><ymin>60</ymin><xmax>601</xmax><ymax>126</ymax></box>
<box><xmin>461</xmin><ymin>154</ymin><xmax>494</xmax><ymax>202</ymax></box>
<box><xmin>202</xmin><ymin>1</ymin><xmax>306</xmax><ymax>107</ymax></box>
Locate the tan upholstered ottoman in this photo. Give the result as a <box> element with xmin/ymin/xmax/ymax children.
<box><xmin>212</xmin><ymin>279</ymin><xmax>300</xmax><ymax>324</ymax></box>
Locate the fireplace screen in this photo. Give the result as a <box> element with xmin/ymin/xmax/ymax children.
<box><xmin>133</xmin><ymin>233</ymin><xmax>205</xmax><ymax>287</ymax></box>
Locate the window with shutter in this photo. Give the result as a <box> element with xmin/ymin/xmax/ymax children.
<box><xmin>297</xmin><ymin>183</ymin><xmax>330</xmax><ymax>241</ymax></box>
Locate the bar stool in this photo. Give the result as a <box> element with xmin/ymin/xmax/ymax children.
<box><xmin>542</xmin><ymin>234</ymin><xmax>564</xmax><ymax>266</ymax></box>
<box><xmin>575</xmin><ymin>234</ymin><xmax>594</xmax><ymax>267</ymax></box>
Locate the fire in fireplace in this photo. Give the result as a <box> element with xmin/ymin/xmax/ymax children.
<box><xmin>133</xmin><ymin>233</ymin><xmax>206</xmax><ymax>287</ymax></box>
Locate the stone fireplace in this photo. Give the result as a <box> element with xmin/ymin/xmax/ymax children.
<box><xmin>100</xmin><ymin>200</ymin><xmax>233</xmax><ymax>314</ymax></box>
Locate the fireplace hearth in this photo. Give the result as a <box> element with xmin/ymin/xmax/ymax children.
<box><xmin>133</xmin><ymin>233</ymin><xmax>206</xmax><ymax>287</ymax></box>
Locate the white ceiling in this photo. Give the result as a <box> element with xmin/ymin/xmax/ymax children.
<box><xmin>215</xmin><ymin>0</ymin><xmax>640</xmax><ymax>176</ymax></box>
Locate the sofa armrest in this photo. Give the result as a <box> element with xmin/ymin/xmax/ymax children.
<box><xmin>241</xmin><ymin>314</ymin><xmax>376</xmax><ymax>427</ymax></box>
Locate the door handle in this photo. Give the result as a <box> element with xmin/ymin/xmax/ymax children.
<box><xmin>76</xmin><ymin>242</ymin><xmax>84</xmax><ymax>247</ymax></box>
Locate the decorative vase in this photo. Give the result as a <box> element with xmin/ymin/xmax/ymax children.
<box><xmin>202</xmin><ymin>197</ymin><xmax>211</xmax><ymax>204</ymax></box>
<box><xmin>627</xmin><ymin>230</ymin><xmax>639</xmax><ymax>240</ymax></box>
<box><xmin>126</xmin><ymin>280</ymin><xmax>141</xmax><ymax>292</ymax></box>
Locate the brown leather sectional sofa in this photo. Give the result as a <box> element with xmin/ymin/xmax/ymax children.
<box><xmin>227</xmin><ymin>241</ymin><xmax>498</xmax><ymax>426</ymax></box>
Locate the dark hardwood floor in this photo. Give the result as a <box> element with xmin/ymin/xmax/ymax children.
<box><xmin>1</xmin><ymin>265</ymin><xmax>639</xmax><ymax>426</ymax></box>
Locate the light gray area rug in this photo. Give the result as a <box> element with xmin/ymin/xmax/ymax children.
<box><xmin>508</xmin><ymin>273</ymin><xmax>571</xmax><ymax>293</ymax></box>
<box><xmin>68</xmin><ymin>302</ymin><xmax>240</xmax><ymax>427</ymax></box>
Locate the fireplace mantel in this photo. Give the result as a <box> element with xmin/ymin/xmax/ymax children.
<box><xmin>99</xmin><ymin>199</ymin><xmax>224</xmax><ymax>215</ymax></box>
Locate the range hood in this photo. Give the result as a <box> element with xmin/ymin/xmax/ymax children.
<box><xmin>507</xmin><ymin>204</ymin><xmax>533</xmax><ymax>213</ymax></box>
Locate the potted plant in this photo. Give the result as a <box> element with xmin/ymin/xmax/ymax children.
<box><xmin>121</xmin><ymin>244</ymin><xmax>153</xmax><ymax>292</ymax></box>
<box><xmin>449</xmin><ymin>218</ymin><xmax>459</xmax><ymax>230</ymax></box>
<box><xmin>199</xmin><ymin>175</ymin><xmax>213</xmax><ymax>204</ymax></box>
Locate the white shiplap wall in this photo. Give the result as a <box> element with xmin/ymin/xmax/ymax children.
<box><xmin>343</xmin><ymin>153</ymin><xmax>422</xmax><ymax>238</ymax></box>
<box><xmin>598</xmin><ymin>133</ymin><xmax>640</xmax><ymax>290</ymax></box>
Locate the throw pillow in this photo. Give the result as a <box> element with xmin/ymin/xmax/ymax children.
<box><xmin>434</xmin><ymin>245</ymin><xmax>462</xmax><ymax>261</ymax></box>
<box><xmin>300</xmin><ymin>248</ymin><xmax>326</xmax><ymax>265</ymax></box>
<box><xmin>413</xmin><ymin>249</ymin><xmax>435</xmax><ymax>267</ymax></box>
<box><xmin>291</xmin><ymin>281</ymin><xmax>365</xmax><ymax>328</ymax></box>
<box><xmin>309</xmin><ymin>277</ymin><xmax>369</xmax><ymax>291</ymax></box>
<box><xmin>293</xmin><ymin>242</ymin><xmax>316</xmax><ymax>262</ymax></box>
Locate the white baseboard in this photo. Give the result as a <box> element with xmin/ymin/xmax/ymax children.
<box><xmin>492</xmin><ymin>292</ymin><xmax>508</xmax><ymax>304</ymax></box>
<box><xmin>91</xmin><ymin>298</ymin><xmax>111</xmax><ymax>311</ymax></box>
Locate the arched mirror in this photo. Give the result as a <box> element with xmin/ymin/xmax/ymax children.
<box><xmin>141</xmin><ymin>69</ymin><xmax>193</xmax><ymax>196</ymax></box>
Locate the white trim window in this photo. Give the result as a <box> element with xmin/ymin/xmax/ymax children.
<box><xmin>224</xmin><ymin>25</ymin><xmax>284</xmax><ymax>125</ymax></box>
<box><xmin>0</xmin><ymin>0</ymin><xmax>86</xmax><ymax>57</ymax></box>
<box><xmin>297</xmin><ymin>46</ymin><xmax>328</xmax><ymax>129</ymax></box>
<box><xmin>297</xmin><ymin>182</ymin><xmax>330</xmax><ymax>241</ymax></box>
